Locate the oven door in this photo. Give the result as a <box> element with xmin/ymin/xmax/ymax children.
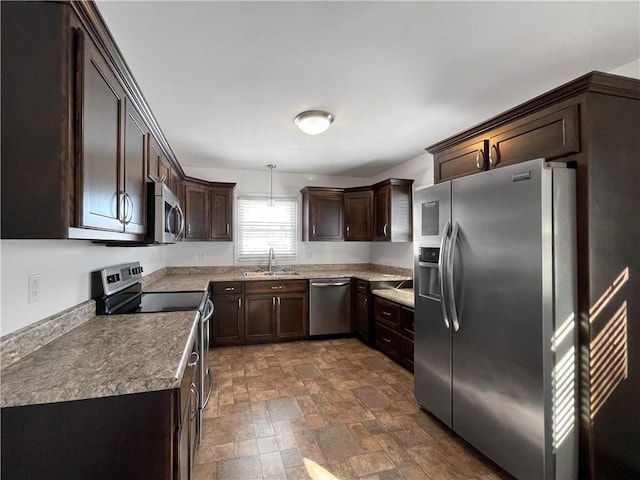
<box><xmin>197</xmin><ymin>298</ymin><xmax>214</xmax><ymax>445</ymax></box>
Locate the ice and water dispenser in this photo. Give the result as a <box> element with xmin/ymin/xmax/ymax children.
<box><xmin>417</xmin><ymin>247</ymin><xmax>441</xmax><ymax>300</ymax></box>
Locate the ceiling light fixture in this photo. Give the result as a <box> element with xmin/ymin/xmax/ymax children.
<box><xmin>294</xmin><ymin>110</ymin><xmax>334</xmax><ymax>135</ymax></box>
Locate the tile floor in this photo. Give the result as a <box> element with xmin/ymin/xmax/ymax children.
<box><xmin>194</xmin><ymin>338</ymin><xmax>513</xmax><ymax>480</ymax></box>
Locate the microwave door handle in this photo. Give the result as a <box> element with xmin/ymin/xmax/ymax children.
<box><xmin>167</xmin><ymin>203</ymin><xmax>178</xmax><ymax>236</ymax></box>
<box><xmin>175</xmin><ymin>203</ymin><xmax>186</xmax><ymax>240</ymax></box>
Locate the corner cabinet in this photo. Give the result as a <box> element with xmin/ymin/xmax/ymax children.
<box><xmin>181</xmin><ymin>180</ymin><xmax>235</xmax><ymax>242</ymax></box>
<box><xmin>301</xmin><ymin>187</ymin><xmax>344</xmax><ymax>241</ymax></box>
<box><xmin>372</xmin><ymin>179</ymin><xmax>413</xmax><ymax>242</ymax></box>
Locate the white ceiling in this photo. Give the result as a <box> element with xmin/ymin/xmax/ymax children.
<box><xmin>96</xmin><ymin>1</ymin><xmax>640</xmax><ymax>177</ymax></box>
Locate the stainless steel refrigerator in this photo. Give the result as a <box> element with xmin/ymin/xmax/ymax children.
<box><xmin>413</xmin><ymin>158</ymin><xmax>578</xmax><ymax>479</ymax></box>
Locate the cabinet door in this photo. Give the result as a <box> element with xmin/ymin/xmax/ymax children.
<box><xmin>310</xmin><ymin>192</ymin><xmax>344</xmax><ymax>240</ymax></box>
<box><xmin>276</xmin><ymin>294</ymin><xmax>308</xmax><ymax>340</ymax></box>
<box><xmin>373</xmin><ymin>185</ymin><xmax>391</xmax><ymax>241</ymax></box>
<box><xmin>434</xmin><ymin>139</ymin><xmax>489</xmax><ymax>183</ymax></box>
<box><xmin>122</xmin><ymin>101</ymin><xmax>147</xmax><ymax>234</ymax></box>
<box><xmin>344</xmin><ymin>190</ymin><xmax>373</xmax><ymax>241</ymax></box>
<box><xmin>147</xmin><ymin>135</ymin><xmax>164</xmax><ymax>183</ymax></box>
<box><xmin>355</xmin><ymin>292</ymin><xmax>370</xmax><ymax>343</ymax></box>
<box><xmin>244</xmin><ymin>295</ymin><xmax>275</xmax><ymax>342</ymax></box>
<box><xmin>211</xmin><ymin>186</ymin><xmax>233</xmax><ymax>240</ymax></box>
<box><xmin>211</xmin><ymin>295</ymin><xmax>244</xmax><ymax>345</ymax></box>
<box><xmin>488</xmin><ymin>104</ymin><xmax>579</xmax><ymax>169</ymax></box>
<box><xmin>400</xmin><ymin>337</ymin><xmax>414</xmax><ymax>372</ymax></box>
<box><xmin>184</xmin><ymin>183</ymin><xmax>211</xmax><ymax>240</ymax></box>
<box><xmin>78</xmin><ymin>33</ymin><xmax>124</xmax><ymax>232</ymax></box>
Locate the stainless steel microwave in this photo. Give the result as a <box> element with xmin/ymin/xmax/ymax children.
<box><xmin>146</xmin><ymin>182</ymin><xmax>184</xmax><ymax>244</ymax></box>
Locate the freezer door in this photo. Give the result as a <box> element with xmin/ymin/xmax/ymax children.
<box><xmin>449</xmin><ymin>159</ymin><xmax>552</xmax><ymax>479</ymax></box>
<box><xmin>413</xmin><ymin>182</ymin><xmax>453</xmax><ymax>426</ymax></box>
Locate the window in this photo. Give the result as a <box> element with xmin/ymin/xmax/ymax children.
<box><xmin>236</xmin><ymin>196</ymin><xmax>298</xmax><ymax>264</ymax></box>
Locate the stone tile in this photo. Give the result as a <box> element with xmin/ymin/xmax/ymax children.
<box><xmin>192</xmin><ymin>461</ymin><xmax>217</xmax><ymax>480</ymax></box>
<box><xmin>293</xmin><ymin>430</ymin><xmax>327</xmax><ymax>465</ymax></box>
<box><xmin>253</xmin><ymin>412</ymin><xmax>275</xmax><ymax>438</ymax></box>
<box><xmin>257</xmin><ymin>435</ymin><xmax>279</xmax><ymax>454</ymax></box>
<box><xmin>267</xmin><ymin>397</ymin><xmax>304</xmax><ymax>422</ymax></box>
<box><xmin>313</xmin><ymin>425</ymin><xmax>361</xmax><ymax>460</ymax></box>
<box><xmin>261</xmin><ymin>451</ymin><xmax>286</xmax><ymax>479</ymax></box>
<box><xmin>294</xmin><ymin>363</ymin><xmax>324</xmax><ymax>379</ymax></box>
<box><xmin>374</xmin><ymin>433</ymin><xmax>416</xmax><ymax>467</ymax></box>
<box><xmin>353</xmin><ymin>386</ymin><xmax>391</xmax><ymax>409</ymax></box>
<box><xmin>216</xmin><ymin>455</ymin><xmax>262</xmax><ymax>480</ymax></box>
<box><xmin>280</xmin><ymin>448</ymin><xmax>304</xmax><ymax>469</ymax></box>
<box><xmin>295</xmin><ymin>395</ymin><xmax>319</xmax><ymax>414</ymax></box>
<box><xmin>318</xmin><ymin>399</ymin><xmax>375</xmax><ymax>425</ymax></box>
<box><xmin>285</xmin><ymin>466</ymin><xmax>312</xmax><ymax>480</ymax></box>
<box><xmin>196</xmin><ymin>443</ymin><xmax>237</xmax><ymax>464</ymax></box>
<box><xmin>237</xmin><ymin>438</ymin><xmax>259</xmax><ymax>457</ymax></box>
<box><xmin>363</xmin><ymin>420</ymin><xmax>387</xmax><ymax>435</ymax></box>
<box><xmin>347</xmin><ymin>451</ymin><xmax>396</xmax><ymax>477</ymax></box>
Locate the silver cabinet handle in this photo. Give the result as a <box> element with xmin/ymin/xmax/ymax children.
<box><xmin>312</xmin><ymin>225</ymin><xmax>316</xmax><ymax>236</ymax></box>
<box><xmin>383</xmin><ymin>338</ymin><xmax>391</xmax><ymax>343</ymax></box>
<box><xmin>271</xmin><ymin>285</ymin><xmax>283</xmax><ymax>290</ymax></box>
<box><xmin>489</xmin><ymin>144</ymin><xmax>499</xmax><ymax>167</ymax></box>
<box><xmin>475</xmin><ymin>149</ymin><xmax>486</xmax><ymax>170</ymax></box>
<box><xmin>383</xmin><ymin>311</ymin><xmax>391</xmax><ymax>316</ymax></box>
<box><xmin>438</xmin><ymin>221</ymin><xmax>452</xmax><ymax>329</ymax></box>
<box><xmin>346</xmin><ymin>225</ymin><xmax>350</xmax><ymax>238</ymax></box>
<box><xmin>448</xmin><ymin>222</ymin><xmax>461</xmax><ymax>331</ymax></box>
<box><xmin>225</xmin><ymin>287</ymin><xmax>235</xmax><ymax>291</ymax></box>
<box><xmin>238</xmin><ymin>297</ymin><xmax>242</xmax><ymax>309</ymax></box>
<box><xmin>187</xmin><ymin>351</ymin><xmax>199</xmax><ymax>368</ymax></box>
<box><xmin>363</xmin><ymin>297</ymin><xmax>368</xmax><ymax>312</ymax></box>
<box><xmin>383</xmin><ymin>224</ymin><xmax>388</xmax><ymax>237</ymax></box>
<box><xmin>272</xmin><ymin>296</ymin><xmax>276</xmax><ymax>306</ymax></box>
<box><xmin>226</xmin><ymin>223</ymin><xmax>230</xmax><ymax>235</ymax></box>
<box><xmin>278</xmin><ymin>297</ymin><xmax>281</xmax><ymax>306</ymax></box>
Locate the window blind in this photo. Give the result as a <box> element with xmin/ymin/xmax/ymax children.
<box><xmin>236</xmin><ymin>196</ymin><xmax>298</xmax><ymax>264</ymax></box>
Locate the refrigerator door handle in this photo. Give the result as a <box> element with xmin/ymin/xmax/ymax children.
<box><xmin>448</xmin><ymin>222</ymin><xmax>461</xmax><ymax>331</ymax></box>
<box><xmin>438</xmin><ymin>221</ymin><xmax>452</xmax><ymax>329</ymax></box>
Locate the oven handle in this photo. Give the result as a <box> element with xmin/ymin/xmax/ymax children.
<box><xmin>203</xmin><ymin>298</ymin><xmax>214</xmax><ymax>322</ymax></box>
<box><xmin>203</xmin><ymin>367</ymin><xmax>213</xmax><ymax>409</ymax></box>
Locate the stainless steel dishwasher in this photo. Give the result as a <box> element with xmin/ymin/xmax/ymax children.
<box><xmin>309</xmin><ymin>278</ymin><xmax>352</xmax><ymax>336</ymax></box>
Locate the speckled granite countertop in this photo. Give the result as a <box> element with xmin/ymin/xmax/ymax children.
<box><xmin>1</xmin><ymin>311</ymin><xmax>198</xmax><ymax>408</ymax></box>
<box><xmin>372</xmin><ymin>288</ymin><xmax>415</xmax><ymax>308</ymax></box>
<box><xmin>146</xmin><ymin>269</ymin><xmax>412</xmax><ymax>292</ymax></box>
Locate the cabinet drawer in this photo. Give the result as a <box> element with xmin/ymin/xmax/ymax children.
<box><xmin>210</xmin><ymin>282</ymin><xmax>243</xmax><ymax>295</ymax></box>
<box><xmin>375</xmin><ymin>322</ymin><xmax>401</xmax><ymax>359</ymax></box>
<box><xmin>355</xmin><ymin>280</ymin><xmax>370</xmax><ymax>294</ymax></box>
<box><xmin>434</xmin><ymin>139</ymin><xmax>489</xmax><ymax>183</ymax></box>
<box><xmin>244</xmin><ymin>280</ymin><xmax>308</xmax><ymax>294</ymax></box>
<box><xmin>374</xmin><ymin>297</ymin><xmax>400</xmax><ymax>330</ymax></box>
<box><xmin>488</xmin><ymin>104</ymin><xmax>579</xmax><ymax>169</ymax></box>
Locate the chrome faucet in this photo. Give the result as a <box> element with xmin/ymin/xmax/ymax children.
<box><xmin>267</xmin><ymin>247</ymin><xmax>276</xmax><ymax>273</ymax></box>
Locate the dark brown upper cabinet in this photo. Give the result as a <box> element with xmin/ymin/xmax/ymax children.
<box><xmin>180</xmin><ymin>179</ymin><xmax>235</xmax><ymax>242</ymax></box>
<box><xmin>344</xmin><ymin>187</ymin><xmax>373</xmax><ymax>241</ymax></box>
<box><xmin>372</xmin><ymin>179</ymin><xmax>413</xmax><ymax>242</ymax></box>
<box><xmin>301</xmin><ymin>187</ymin><xmax>345</xmax><ymax>241</ymax></box>
<box><xmin>0</xmin><ymin>1</ymin><xmax>182</xmax><ymax>241</ymax></box>
<box><xmin>211</xmin><ymin>185</ymin><xmax>234</xmax><ymax>241</ymax></box>
<box><xmin>183</xmin><ymin>181</ymin><xmax>211</xmax><ymax>240</ymax></box>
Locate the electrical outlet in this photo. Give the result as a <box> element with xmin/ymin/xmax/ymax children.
<box><xmin>198</xmin><ymin>252</ymin><xmax>205</xmax><ymax>261</ymax></box>
<box><xmin>28</xmin><ymin>274</ymin><xmax>41</xmax><ymax>303</ymax></box>
<box><xmin>306</xmin><ymin>251</ymin><xmax>313</xmax><ymax>259</ymax></box>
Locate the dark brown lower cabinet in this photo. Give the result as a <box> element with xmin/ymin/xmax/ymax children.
<box><xmin>373</xmin><ymin>296</ymin><xmax>414</xmax><ymax>372</ymax></box>
<box><xmin>277</xmin><ymin>293</ymin><xmax>308</xmax><ymax>339</ymax></box>
<box><xmin>244</xmin><ymin>294</ymin><xmax>277</xmax><ymax>343</ymax></box>
<box><xmin>211</xmin><ymin>294</ymin><xmax>244</xmax><ymax>345</ymax></box>
<box><xmin>1</xmin><ymin>390</ymin><xmax>174</xmax><ymax>480</ymax></box>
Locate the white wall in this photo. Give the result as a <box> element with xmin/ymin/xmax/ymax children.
<box><xmin>0</xmin><ymin>240</ymin><xmax>166</xmax><ymax>336</ymax></box>
<box><xmin>610</xmin><ymin>58</ymin><xmax>640</xmax><ymax>79</ymax></box>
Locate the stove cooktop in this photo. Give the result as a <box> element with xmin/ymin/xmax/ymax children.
<box><xmin>116</xmin><ymin>291</ymin><xmax>208</xmax><ymax>314</ymax></box>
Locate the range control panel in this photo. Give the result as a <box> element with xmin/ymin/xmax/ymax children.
<box><xmin>92</xmin><ymin>262</ymin><xmax>144</xmax><ymax>297</ymax></box>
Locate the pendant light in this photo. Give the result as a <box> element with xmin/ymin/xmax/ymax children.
<box><xmin>294</xmin><ymin>110</ymin><xmax>334</xmax><ymax>135</ymax></box>
<box><xmin>267</xmin><ymin>164</ymin><xmax>276</xmax><ymax>207</ymax></box>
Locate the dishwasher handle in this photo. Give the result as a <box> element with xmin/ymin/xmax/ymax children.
<box><xmin>311</xmin><ymin>282</ymin><xmax>350</xmax><ymax>287</ymax></box>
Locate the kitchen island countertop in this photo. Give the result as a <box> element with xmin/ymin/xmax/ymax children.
<box><xmin>0</xmin><ymin>311</ymin><xmax>198</xmax><ymax>408</ymax></box>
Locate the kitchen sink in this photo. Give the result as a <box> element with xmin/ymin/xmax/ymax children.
<box><xmin>242</xmin><ymin>271</ymin><xmax>300</xmax><ymax>277</ymax></box>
